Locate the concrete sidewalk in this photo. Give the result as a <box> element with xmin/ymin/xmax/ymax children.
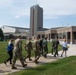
<box><xmin>0</xmin><ymin>44</ymin><xmax>76</xmax><ymax>75</ymax></box>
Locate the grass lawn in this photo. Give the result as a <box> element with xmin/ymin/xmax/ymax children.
<box><xmin>0</xmin><ymin>40</ymin><xmax>62</xmax><ymax>63</ymax></box>
<box><xmin>9</xmin><ymin>56</ymin><xmax>76</xmax><ymax>75</ymax></box>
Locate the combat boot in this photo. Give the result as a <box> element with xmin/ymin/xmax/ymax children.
<box><xmin>34</xmin><ymin>60</ymin><xmax>39</xmax><ymax>64</ymax></box>
<box><xmin>12</xmin><ymin>66</ymin><xmax>17</xmax><ymax>69</ymax></box>
<box><xmin>23</xmin><ymin>64</ymin><xmax>27</xmax><ymax>67</ymax></box>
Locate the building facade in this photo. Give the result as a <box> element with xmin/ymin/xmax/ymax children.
<box><xmin>1</xmin><ymin>25</ymin><xmax>29</xmax><ymax>39</ymax></box>
<box><xmin>37</xmin><ymin>26</ymin><xmax>76</xmax><ymax>44</ymax></box>
<box><xmin>30</xmin><ymin>5</ymin><xmax>43</xmax><ymax>38</ymax></box>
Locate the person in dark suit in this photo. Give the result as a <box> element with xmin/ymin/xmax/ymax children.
<box><xmin>51</xmin><ymin>38</ymin><xmax>55</xmax><ymax>55</ymax></box>
<box><xmin>54</xmin><ymin>37</ymin><xmax>59</xmax><ymax>57</ymax></box>
<box><xmin>39</xmin><ymin>38</ymin><xmax>43</xmax><ymax>55</ymax></box>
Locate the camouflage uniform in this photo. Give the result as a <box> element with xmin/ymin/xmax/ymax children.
<box><xmin>24</xmin><ymin>39</ymin><xmax>33</xmax><ymax>61</ymax></box>
<box><xmin>12</xmin><ymin>38</ymin><xmax>27</xmax><ymax>69</ymax></box>
<box><xmin>34</xmin><ymin>38</ymin><xmax>41</xmax><ymax>63</ymax></box>
<box><xmin>43</xmin><ymin>38</ymin><xmax>48</xmax><ymax>58</ymax></box>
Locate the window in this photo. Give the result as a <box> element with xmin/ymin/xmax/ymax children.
<box><xmin>39</xmin><ymin>27</ymin><xmax>41</xmax><ymax>29</ymax></box>
<box><xmin>38</xmin><ymin>35</ymin><xmax>40</xmax><ymax>38</ymax></box>
<box><xmin>63</xmin><ymin>32</ymin><xmax>66</xmax><ymax>39</ymax></box>
<box><xmin>42</xmin><ymin>34</ymin><xmax>45</xmax><ymax>38</ymax></box>
<box><xmin>58</xmin><ymin>33</ymin><xmax>62</xmax><ymax>39</ymax></box>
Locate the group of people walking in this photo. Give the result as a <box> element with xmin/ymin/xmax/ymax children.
<box><xmin>4</xmin><ymin>35</ymin><xmax>68</xmax><ymax>69</ymax></box>
<box><xmin>24</xmin><ymin>37</ymin><xmax>48</xmax><ymax>63</ymax></box>
<box><xmin>4</xmin><ymin>35</ymin><xmax>27</xmax><ymax>69</ymax></box>
<box><xmin>52</xmin><ymin>37</ymin><xmax>68</xmax><ymax>57</ymax></box>
<box><xmin>4</xmin><ymin>35</ymin><xmax>48</xmax><ymax>69</ymax></box>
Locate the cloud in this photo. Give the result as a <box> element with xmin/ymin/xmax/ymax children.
<box><xmin>0</xmin><ymin>0</ymin><xmax>76</xmax><ymax>19</ymax></box>
<box><xmin>14</xmin><ymin>15</ymin><xmax>20</xmax><ymax>19</ymax></box>
<box><xmin>0</xmin><ymin>0</ymin><xmax>12</xmax><ymax>8</ymax></box>
<box><xmin>4</xmin><ymin>0</ymin><xmax>37</xmax><ymax>18</ymax></box>
<box><xmin>38</xmin><ymin>0</ymin><xmax>76</xmax><ymax>19</ymax></box>
<box><xmin>0</xmin><ymin>0</ymin><xmax>36</xmax><ymax>17</ymax></box>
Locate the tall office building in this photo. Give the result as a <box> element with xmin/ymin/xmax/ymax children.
<box><xmin>30</xmin><ymin>5</ymin><xmax>43</xmax><ymax>38</ymax></box>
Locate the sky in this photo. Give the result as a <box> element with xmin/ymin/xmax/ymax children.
<box><xmin>0</xmin><ymin>0</ymin><xmax>76</xmax><ymax>29</ymax></box>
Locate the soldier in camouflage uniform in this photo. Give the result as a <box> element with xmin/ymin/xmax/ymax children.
<box><xmin>42</xmin><ymin>38</ymin><xmax>48</xmax><ymax>58</ymax></box>
<box><xmin>34</xmin><ymin>37</ymin><xmax>41</xmax><ymax>63</ymax></box>
<box><xmin>24</xmin><ymin>38</ymin><xmax>33</xmax><ymax>61</ymax></box>
<box><xmin>12</xmin><ymin>35</ymin><xmax>27</xmax><ymax>69</ymax></box>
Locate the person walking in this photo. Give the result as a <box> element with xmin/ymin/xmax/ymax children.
<box><xmin>12</xmin><ymin>35</ymin><xmax>27</xmax><ymax>69</ymax></box>
<box><xmin>51</xmin><ymin>38</ymin><xmax>55</xmax><ymax>55</ymax></box>
<box><xmin>34</xmin><ymin>37</ymin><xmax>41</xmax><ymax>63</ymax></box>
<box><xmin>54</xmin><ymin>37</ymin><xmax>59</xmax><ymax>57</ymax></box>
<box><xmin>4</xmin><ymin>39</ymin><xmax>14</xmax><ymax>65</ymax></box>
<box><xmin>39</xmin><ymin>38</ymin><xmax>43</xmax><ymax>55</ymax></box>
<box><xmin>61</xmin><ymin>39</ymin><xmax>68</xmax><ymax>57</ymax></box>
<box><xmin>24</xmin><ymin>38</ymin><xmax>33</xmax><ymax>61</ymax></box>
<box><xmin>42</xmin><ymin>38</ymin><xmax>48</xmax><ymax>58</ymax></box>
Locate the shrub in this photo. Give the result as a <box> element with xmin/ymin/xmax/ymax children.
<box><xmin>0</xmin><ymin>28</ymin><xmax>4</xmax><ymax>41</ymax></box>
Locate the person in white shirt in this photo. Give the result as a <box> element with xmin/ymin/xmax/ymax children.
<box><xmin>61</xmin><ymin>39</ymin><xmax>68</xmax><ymax>57</ymax></box>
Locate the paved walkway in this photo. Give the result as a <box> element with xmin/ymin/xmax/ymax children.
<box><xmin>0</xmin><ymin>44</ymin><xmax>76</xmax><ymax>75</ymax></box>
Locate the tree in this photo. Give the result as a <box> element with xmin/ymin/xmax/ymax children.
<box><xmin>0</xmin><ymin>28</ymin><xmax>4</xmax><ymax>41</ymax></box>
<box><xmin>9</xmin><ymin>34</ymin><xmax>13</xmax><ymax>39</ymax></box>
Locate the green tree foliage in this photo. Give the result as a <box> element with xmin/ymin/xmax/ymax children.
<box><xmin>0</xmin><ymin>28</ymin><xmax>4</xmax><ymax>41</ymax></box>
<box><xmin>9</xmin><ymin>34</ymin><xmax>13</xmax><ymax>39</ymax></box>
